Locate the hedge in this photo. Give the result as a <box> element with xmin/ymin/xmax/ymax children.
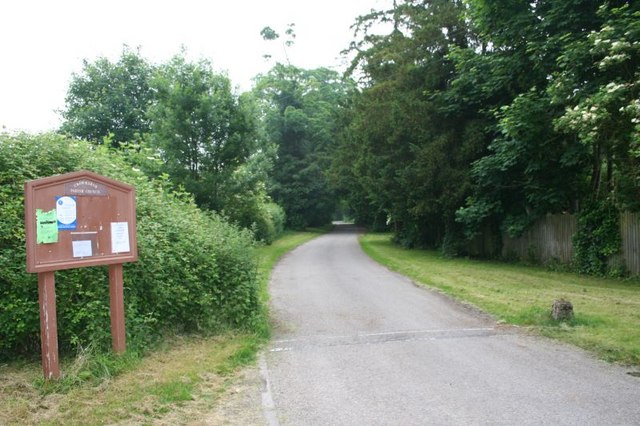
<box><xmin>0</xmin><ymin>133</ymin><xmax>260</xmax><ymax>360</ymax></box>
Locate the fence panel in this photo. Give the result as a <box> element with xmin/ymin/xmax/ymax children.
<box><xmin>621</xmin><ymin>212</ymin><xmax>640</xmax><ymax>275</ymax></box>
<box><xmin>500</xmin><ymin>212</ymin><xmax>639</xmax><ymax>276</ymax></box>
<box><xmin>502</xmin><ymin>214</ymin><xmax>576</xmax><ymax>264</ymax></box>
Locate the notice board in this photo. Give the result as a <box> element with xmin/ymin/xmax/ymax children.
<box><xmin>25</xmin><ymin>170</ymin><xmax>138</xmax><ymax>273</ymax></box>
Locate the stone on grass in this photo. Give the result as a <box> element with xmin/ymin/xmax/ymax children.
<box><xmin>551</xmin><ymin>299</ymin><xmax>574</xmax><ymax>321</ymax></box>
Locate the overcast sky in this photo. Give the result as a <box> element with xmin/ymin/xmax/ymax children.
<box><xmin>0</xmin><ymin>0</ymin><xmax>389</xmax><ymax>133</ymax></box>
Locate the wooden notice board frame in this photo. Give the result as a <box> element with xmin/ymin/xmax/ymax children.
<box><xmin>25</xmin><ymin>170</ymin><xmax>138</xmax><ymax>272</ymax></box>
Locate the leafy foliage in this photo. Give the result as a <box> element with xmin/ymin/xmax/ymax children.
<box><xmin>254</xmin><ymin>65</ymin><xmax>353</xmax><ymax>228</ymax></box>
<box><xmin>573</xmin><ymin>201</ymin><xmax>622</xmax><ymax>276</ymax></box>
<box><xmin>457</xmin><ymin>1</ymin><xmax>639</xmax><ymax>237</ymax></box>
<box><xmin>147</xmin><ymin>54</ymin><xmax>255</xmax><ymax>212</ymax></box>
<box><xmin>60</xmin><ymin>47</ymin><xmax>154</xmax><ymax>148</ymax></box>
<box><xmin>551</xmin><ymin>4</ymin><xmax>640</xmax><ymax>211</ymax></box>
<box><xmin>335</xmin><ymin>0</ymin><xmax>639</xmax><ymax>264</ymax></box>
<box><xmin>0</xmin><ymin>133</ymin><xmax>260</xmax><ymax>361</ymax></box>
<box><xmin>59</xmin><ymin>49</ymin><xmax>285</xmax><ymax>243</ymax></box>
<box><xmin>335</xmin><ymin>0</ymin><xmax>477</xmax><ymax>248</ymax></box>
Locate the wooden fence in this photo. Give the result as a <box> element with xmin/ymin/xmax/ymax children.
<box><xmin>621</xmin><ymin>212</ymin><xmax>640</xmax><ymax>275</ymax></box>
<box><xmin>500</xmin><ymin>212</ymin><xmax>640</xmax><ymax>275</ymax></box>
<box><xmin>502</xmin><ymin>214</ymin><xmax>577</xmax><ymax>264</ymax></box>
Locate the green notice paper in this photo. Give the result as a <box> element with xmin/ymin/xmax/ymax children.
<box><xmin>36</xmin><ymin>209</ymin><xmax>58</xmax><ymax>244</ymax></box>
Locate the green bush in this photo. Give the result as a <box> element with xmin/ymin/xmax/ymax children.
<box><xmin>222</xmin><ymin>191</ymin><xmax>286</xmax><ymax>245</ymax></box>
<box><xmin>573</xmin><ymin>201</ymin><xmax>622</xmax><ymax>276</ymax></box>
<box><xmin>256</xmin><ymin>202</ymin><xmax>286</xmax><ymax>244</ymax></box>
<box><xmin>0</xmin><ymin>133</ymin><xmax>259</xmax><ymax>360</ymax></box>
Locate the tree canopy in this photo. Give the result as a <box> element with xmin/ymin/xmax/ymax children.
<box><xmin>58</xmin><ymin>2</ymin><xmax>640</xmax><ymax>261</ymax></box>
<box><xmin>254</xmin><ymin>64</ymin><xmax>355</xmax><ymax>228</ymax></box>
<box><xmin>333</xmin><ymin>0</ymin><xmax>640</xmax><ymax>256</ymax></box>
<box><xmin>147</xmin><ymin>54</ymin><xmax>255</xmax><ymax>211</ymax></box>
<box><xmin>61</xmin><ymin>46</ymin><xmax>154</xmax><ymax>148</ymax></box>
<box><xmin>60</xmin><ymin>50</ymin><xmax>286</xmax><ymax>243</ymax></box>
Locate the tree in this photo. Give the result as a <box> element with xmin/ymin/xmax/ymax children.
<box><xmin>147</xmin><ymin>53</ymin><xmax>256</xmax><ymax>211</ymax></box>
<box><xmin>335</xmin><ymin>0</ymin><xmax>479</xmax><ymax>249</ymax></box>
<box><xmin>333</xmin><ymin>0</ymin><xmax>637</xmax><ymax>265</ymax></box>
<box><xmin>60</xmin><ymin>48</ymin><xmax>285</xmax><ymax>241</ymax></box>
<box><xmin>60</xmin><ymin>47</ymin><xmax>154</xmax><ymax>147</ymax></box>
<box><xmin>454</xmin><ymin>0</ymin><xmax>599</xmax><ymax>232</ymax></box>
<box><xmin>551</xmin><ymin>3</ymin><xmax>640</xmax><ymax>211</ymax></box>
<box><xmin>254</xmin><ymin>64</ymin><xmax>353</xmax><ymax>228</ymax></box>
<box><xmin>457</xmin><ymin>0</ymin><xmax>638</xmax><ymax>240</ymax></box>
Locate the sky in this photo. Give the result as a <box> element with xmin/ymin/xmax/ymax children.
<box><xmin>0</xmin><ymin>0</ymin><xmax>389</xmax><ymax>133</ymax></box>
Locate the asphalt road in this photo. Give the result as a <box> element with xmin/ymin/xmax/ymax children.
<box><xmin>262</xmin><ymin>224</ymin><xmax>640</xmax><ymax>425</ymax></box>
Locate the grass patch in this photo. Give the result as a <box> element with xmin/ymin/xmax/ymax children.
<box><xmin>33</xmin><ymin>345</ymin><xmax>144</xmax><ymax>395</ymax></box>
<box><xmin>0</xmin><ymin>334</ymin><xmax>252</xmax><ymax>425</ymax></box>
<box><xmin>150</xmin><ymin>379</ymin><xmax>195</xmax><ymax>405</ymax></box>
<box><xmin>360</xmin><ymin>233</ymin><xmax>640</xmax><ymax>366</ymax></box>
<box><xmin>0</xmin><ymin>229</ymin><xmax>328</xmax><ymax>425</ymax></box>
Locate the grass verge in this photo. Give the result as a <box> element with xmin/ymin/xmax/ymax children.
<box><xmin>360</xmin><ymin>233</ymin><xmax>640</xmax><ymax>366</ymax></box>
<box><xmin>0</xmin><ymin>228</ymin><xmax>327</xmax><ymax>425</ymax></box>
<box><xmin>0</xmin><ymin>335</ymin><xmax>260</xmax><ymax>425</ymax></box>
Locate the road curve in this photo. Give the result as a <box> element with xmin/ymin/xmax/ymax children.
<box><xmin>263</xmin><ymin>224</ymin><xmax>640</xmax><ymax>425</ymax></box>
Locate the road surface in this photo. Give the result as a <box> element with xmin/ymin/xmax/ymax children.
<box><xmin>259</xmin><ymin>224</ymin><xmax>640</xmax><ymax>425</ymax></box>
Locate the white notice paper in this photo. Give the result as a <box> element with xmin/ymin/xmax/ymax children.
<box><xmin>56</xmin><ymin>196</ymin><xmax>77</xmax><ymax>230</ymax></box>
<box><xmin>72</xmin><ymin>240</ymin><xmax>92</xmax><ymax>258</ymax></box>
<box><xmin>111</xmin><ymin>222</ymin><xmax>130</xmax><ymax>253</ymax></box>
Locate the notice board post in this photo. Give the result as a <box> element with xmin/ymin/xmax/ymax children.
<box><xmin>37</xmin><ymin>271</ymin><xmax>59</xmax><ymax>379</ymax></box>
<box><xmin>109</xmin><ymin>264</ymin><xmax>126</xmax><ymax>352</ymax></box>
<box><xmin>25</xmin><ymin>170</ymin><xmax>138</xmax><ymax>380</ymax></box>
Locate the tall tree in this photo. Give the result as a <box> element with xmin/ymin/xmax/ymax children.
<box><xmin>551</xmin><ymin>3</ymin><xmax>640</xmax><ymax>211</ymax></box>
<box><xmin>335</xmin><ymin>0</ymin><xmax>477</xmax><ymax>249</ymax></box>
<box><xmin>59</xmin><ymin>48</ymin><xmax>284</xmax><ymax>241</ymax></box>
<box><xmin>147</xmin><ymin>53</ymin><xmax>256</xmax><ymax>211</ymax></box>
<box><xmin>60</xmin><ymin>47</ymin><xmax>154</xmax><ymax>147</ymax></box>
<box><xmin>254</xmin><ymin>64</ymin><xmax>353</xmax><ymax>228</ymax></box>
<box><xmin>457</xmin><ymin>0</ymin><xmax>637</xmax><ymax>238</ymax></box>
<box><xmin>335</xmin><ymin>0</ymin><xmax>638</xmax><ymax>263</ymax></box>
